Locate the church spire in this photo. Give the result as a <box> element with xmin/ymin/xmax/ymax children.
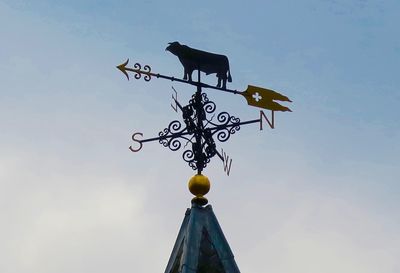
<box><xmin>164</xmin><ymin>174</ymin><xmax>240</xmax><ymax>273</ymax></box>
<box><xmin>164</xmin><ymin>203</ymin><xmax>240</xmax><ymax>273</ymax></box>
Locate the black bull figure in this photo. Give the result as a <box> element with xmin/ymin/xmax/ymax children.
<box><xmin>166</xmin><ymin>42</ymin><xmax>232</xmax><ymax>89</ymax></box>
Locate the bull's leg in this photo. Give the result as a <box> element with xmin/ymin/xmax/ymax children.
<box><xmin>188</xmin><ymin>70</ymin><xmax>193</xmax><ymax>82</ymax></box>
<box><xmin>217</xmin><ymin>72</ymin><xmax>227</xmax><ymax>89</ymax></box>
<box><xmin>222</xmin><ymin>78</ymin><xmax>227</xmax><ymax>89</ymax></box>
<box><xmin>183</xmin><ymin>68</ymin><xmax>188</xmax><ymax>80</ymax></box>
<box><xmin>216</xmin><ymin>76</ymin><xmax>222</xmax><ymax>88</ymax></box>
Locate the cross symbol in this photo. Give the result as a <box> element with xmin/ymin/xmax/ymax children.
<box><xmin>252</xmin><ymin>92</ymin><xmax>262</xmax><ymax>102</ymax></box>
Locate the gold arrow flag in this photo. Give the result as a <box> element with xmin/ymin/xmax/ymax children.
<box><xmin>241</xmin><ymin>85</ymin><xmax>292</xmax><ymax>112</ymax></box>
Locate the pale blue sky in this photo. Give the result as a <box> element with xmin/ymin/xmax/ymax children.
<box><xmin>1</xmin><ymin>1</ymin><xmax>399</xmax><ymax>273</ymax></box>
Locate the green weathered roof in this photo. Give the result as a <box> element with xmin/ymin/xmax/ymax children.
<box><xmin>164</xmin><ymin>204</ymin><xmax>241</xmax><ymax>273</ymax></box>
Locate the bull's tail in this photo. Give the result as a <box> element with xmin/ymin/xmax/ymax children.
<box><xmin>227</xmin><ymin>69</ymin><xmax>232</xmax><ymax>82</ymax></box>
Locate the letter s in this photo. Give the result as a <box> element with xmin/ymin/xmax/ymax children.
<box><xmin>129</xmin><ymin>132</ymin><xmax>143</xmax><ymax>152</ymax></box>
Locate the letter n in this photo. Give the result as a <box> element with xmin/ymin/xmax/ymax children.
<box><xmin>221</xmin><ymin>149</ymin><xmax>233</xmax><ymax>176</ymax></box>
<box><xmin>171</xmin><ymin>87</ymin><xmax>178</xmax><ymax>112</ymax></box>
<box><xmin>259</xmin><ymin>110</ymin><xmax>274</xmax><ymax>130</ymax></box>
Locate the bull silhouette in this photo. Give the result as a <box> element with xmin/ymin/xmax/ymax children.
<box><xmin>166</xmin><ymin>42</ymin><xmax>232</xmax><ymax>89</ymax></box>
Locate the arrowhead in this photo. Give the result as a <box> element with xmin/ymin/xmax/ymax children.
<box><xmin>116</xmin><ymin>59</ymin><xmax>130</xmax><ymax>80</ymax></box>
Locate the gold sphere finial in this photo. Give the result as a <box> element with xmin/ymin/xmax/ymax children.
<box><xmin>188</xmin><ymin>174</ymin><xmax>210</xmax><ymax>205</ymax></box>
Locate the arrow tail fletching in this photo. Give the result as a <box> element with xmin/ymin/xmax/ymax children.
<box><xmin>241</xmin><ymin>85</ymin><xmax>292</xmax><ymax>112</ymax></box>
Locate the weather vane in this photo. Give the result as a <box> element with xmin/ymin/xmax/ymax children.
<box><xmin>117</xmin><ymin>41</ymin><xmax>291</xmax><ymax>204</ymax></box>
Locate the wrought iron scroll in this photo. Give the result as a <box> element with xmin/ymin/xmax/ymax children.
<box><xmin>132</xmin><ymin>63</ymin><xmax>152</xmax><ymax>81</ymax></box>
<box><xmin>208</xmin><ymin>112</ymin><xmax>241</xmax><ymax>142</ymax></box>
<box><xmin>158</xmin><ymin>120</ymin><xmax>192</xmax><ymax>152</ymax></box>
<box><xmin>159</xmin><ymin>92</ymin><xmax>241</xmax><ymax>172</ymax></box>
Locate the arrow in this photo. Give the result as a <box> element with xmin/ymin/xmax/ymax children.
<box><xmin>117</xmin><ymin>59</ymin><xmax>292</xmax><ymax>111</ymax></box>
<box><xmin>116</xmin><ymin>59</ymin><xmax>241</xmax><ymax>93</ymax></box>
<box><xmin>116</xmin><ymin>59</ymin><xmax>153</xmax><ymax>81</ymax></box>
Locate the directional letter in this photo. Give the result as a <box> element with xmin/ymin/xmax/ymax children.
<box><xmin>129</xmin><ymin>132</ymin><xmax>143</xmax><ymax>152</ymax></box>
<box><xmin>221</xmin><ymin>149</ymin><xmax>233</xmax><ymax>176</ymax></box>
<box><xmin>171</xmin><ymin>87</ymin><xmax>178</xmax><ymax>113</ymax></box>
<box><xmin>259</xmin><ymin>110</ymin><xmax>274</xmax><ymax>130</ymax></box>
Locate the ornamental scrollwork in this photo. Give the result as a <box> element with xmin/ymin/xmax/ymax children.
<box><xmin>156</xmin><ymin>93</ymin><xmax>241</xmax><ymax>172</ymax></box>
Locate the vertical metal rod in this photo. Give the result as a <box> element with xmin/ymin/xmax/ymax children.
<box><xmin>196</xmin><ymin>68</ymin><xmax>203</xmax><ymax>174</ymax></box>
